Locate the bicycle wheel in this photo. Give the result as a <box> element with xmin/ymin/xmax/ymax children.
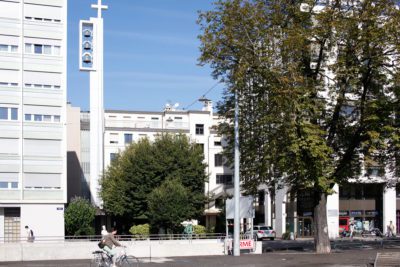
<box><xmin>90</xmin><ymin>258</ymin><xmax>108</xmax><ymax>267</ymax></box>
<box><xmin>119</xmin><ymin>256</ymin><xmax>139</xmax><ymax>267</ymax></box>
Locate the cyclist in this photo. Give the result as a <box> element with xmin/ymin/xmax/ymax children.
<box><xmin>99</xmin><ymin>231</ymin><xmax>124</xmax><ymax>267</ymax></box>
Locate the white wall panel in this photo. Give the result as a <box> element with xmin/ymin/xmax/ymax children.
<box><xmin>24</xmin><ymin>105</ymin><xmax>61</xmax><ymax>114</ymax></box>
<box><xmin>24</xmin><ymin>71</ymin><xmax>61</xmax><ymax>85</ymax></box>
<box><xmin>0</xmin><ymin>172</ymin><xmax>18</xmax><ymax>182</ymax></box>
<box><xmin>0</xmin><ymin>138</ymin><xmax>19</xmax><ymax>154</ymax></box>
<box><xmin>25</xmin><ymin>0</ymin><xmax>63</xmax><ymax>7</ymax></box>
<box><xmin>0</xmin><ymin>1</ymin><xmax>19</xmax><ymax>20</ymax></box>
<box><xmin>0</xmin><ymin>35</ymin><xmax>19</xmax><ymax>45</ymax></box>
<box><xmin>0</xmin><ymin>69</ymin><xmax>19</xmax><ymax>83</ymax></box>
<box><xmin>24</xmin><ymin>4</ymin><xmax>62</xmax><ymax>20</ymax></box>
<box><xmin>24</xmin><ymin>37</ymin><xmax>61</xmax><ymax>46</ymax></box>
<box><xmin>24</xmin><ymin>139</ymin><xmax>61</xmax><ymax>157</ymax></box>
<box><xmin>24</xmin><ymin>173</ymin><xmax>61</xmax><ymax>187</ymax></box>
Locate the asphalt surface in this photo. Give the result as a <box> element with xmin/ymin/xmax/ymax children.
<box><xmin>2</xmin><ymin>238</ymin><xmax>400</xmax><ymax>267</ymax></box>
<box><xmin>0</xmin><ymin>249</ymin><xmax>385</xmax><ymax>267</ymax></box>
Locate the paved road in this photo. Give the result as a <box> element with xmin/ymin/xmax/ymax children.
<box><xmin>3</xmin><ymin>238</ymin><xmax>400</xmax><ymax>267</ymax></box>
<box><xmin>1</xmin><ymin>249</ymin><xmax>397</xmax><ymax>267</ymax></box>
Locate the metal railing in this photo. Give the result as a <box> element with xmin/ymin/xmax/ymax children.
<box><xmin>0</xmin><ymin>233</ymin><xmax>229</xmax><ymax>243</ymax></box>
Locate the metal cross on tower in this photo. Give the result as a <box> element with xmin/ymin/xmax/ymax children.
<box><xmin>91</xmin><ymin>0</ymin><xmax>108</xmax><ymax>18</ymax></box>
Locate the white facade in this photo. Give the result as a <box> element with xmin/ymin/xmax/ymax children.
<box><xmin>0</xmin><ymin>0</ymin><xmax>67</xmax><ymax>242</ymax></box>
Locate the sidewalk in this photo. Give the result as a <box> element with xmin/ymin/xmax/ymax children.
<box><xmin>2</xmin><ymin>249</ymin><xmax>393</xmax><ymax>267</ymax></box>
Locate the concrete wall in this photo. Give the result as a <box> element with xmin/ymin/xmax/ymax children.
<box><xmin>20</xmin><ymin>204</ymin><xmax>64</xmax><ymax>239</ymax></box>
<box><xmin>0</xmin><ymin>239</ymin><xmax>262</xmax><ymax>261</ymax></box>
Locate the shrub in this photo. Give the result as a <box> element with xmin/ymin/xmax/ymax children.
<box><xmin>193</xmin><ymin>225</ymin><xmax>206</xmax><ymax>234</ymax></box>
<box><xmin>65</xmin><ymin>197</ymin><xmax>96</xmax><ymax>236</ymax></box>
<box><xmin>129</xmin><ymin>224</ymin><xmax>150</xmax><ymax>238</ymax></box>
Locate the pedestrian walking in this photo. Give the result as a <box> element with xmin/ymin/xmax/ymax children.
<box><xmin>25</xmin><ymin>225</ymin><xmax>35</xmax><ymax>242</ymax></box>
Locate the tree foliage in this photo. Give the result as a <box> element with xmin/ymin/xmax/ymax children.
<box><xmin>100</xmin><ymin>134</ymin><xmax>207</xmax><ymax>224</ymax></box>
<box><xmin>148</xmin><ymin>178</ymin><xmax>192</xmax><ymax>233</ymax></box>
<box><xmin>198</xmin><ymin>0</ymin><xmax>400</xmax><ymax>253</ymax></box>
<box><xmin>65</xmin><ymin>197</ymin><xmax>96</xmax><ymax>236</ymax></box>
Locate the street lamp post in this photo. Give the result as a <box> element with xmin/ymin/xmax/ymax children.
<box><xmin>233</xmin><ymin>89</ymin><xmax>240</xmax><ymax>256</ymax></box>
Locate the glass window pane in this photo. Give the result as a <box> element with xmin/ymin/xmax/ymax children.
<box><xmin>0</xmin><ymin>107</ymin><xmax>8</xmax><ymax>120</ymax></box>
<box><xmin>25</xmin><ymin>114</ymin><xmax>31</xmax><ymax>121</ymax></box>
<box><xmin>54</xmin><ymin>46</ymin><xmax>61</xmax><ymax>55</ymax></box>
<box><xmin>43</xmin><ymin>85</ymin><xmax>51</xmax><ymax>89</ymax></box>
<box><xmin>10</xmin><ymin>45</ymin><xmax>18</xmax><ymax>52</ymax></box>
<box><xmin>54</xmin><ymin>115</ymin><xmax>60</xmax><ymax>122</ymax></box>
<box><xmin>0</xmin><ymin>182</ymin><xmax>8</xmax><ymax>188</ymax></box>
<box><xmin>34</xmin><ymin>114</ymin><xmax>42</xmax><ymax>121</ymax></box>
<box><xmin>43</xmin><ymin>115</ymin><xmax>51</xmax><ymax>122</ymax></box>
<box><xmin>11</xmin><ymin>182</ymin><xmax>18</xmax><ymax>189</ymax></box>
<box><xmin>124</xmin><ymin>133</ymin><xmax>133</xmax><ymax>144</ymax></box>
<box><xmin>25</xmin><ymin>43</ymin><xmax>32</xmax><ymax>53</ymax></box>
<box><xmin>54</xmin><ymin>85</ymin><xmax>61</xmax><ymax>89</ymax></box>
<box><xmin>10</xmin><ymin>108</ymin><xmax>17</xmax><ymax>120</ymax></box>
<box><xmin>34</xmin><ymin>44</ymin><xmax>42</xmax><ymax>54</ymax></box>
<box><xmin>43</xmin><ymin>45</ymin><xmax>51</xmax><ymax>55</ymax></box>
<box><xmin>0</xmin><ymin>44</ymin><xmax>8</xmax><ymax>52</ymax></box>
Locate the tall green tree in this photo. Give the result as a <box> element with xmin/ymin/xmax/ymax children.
<box><xmin>100</xmin><ymin>134</ymin><xmax>207</xmax><ymax>226</ymax></box>
<box><xmin>148</xmin><ymin>178</ymin><xmax>192</xmax><ymax>233</ymax></box>
<box><xmin>198</xmin><ymin>0</ymin><xmax>400</xmax><ymax>253</ymax></box>
<box><xmin>65</xmin><ymin>197</ymin><xmax>96</xmax><ymax>236</ymax></box>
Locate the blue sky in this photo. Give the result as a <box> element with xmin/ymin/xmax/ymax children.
<box><xmin>67</xmin><ymin>0</ymin><xmax>223</xmax><ymax>112</ymax></box>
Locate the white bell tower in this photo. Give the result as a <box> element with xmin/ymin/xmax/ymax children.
<box><xmin>79</xmin><ymin>0</ymin><xmax>108</xmax><ymax>207</ymax></box>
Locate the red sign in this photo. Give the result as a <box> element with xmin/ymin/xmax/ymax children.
<box><xmin>240</xmin><ymin>239</ymin><xmax>254</xmax><ymax>249</ymax></box>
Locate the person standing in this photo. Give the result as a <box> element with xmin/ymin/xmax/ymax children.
<box><xmin>25</xmin><ymin>225</ymin><xmax>34</xmax><ymax>242</ymax></box>
<box><xmin>349</xmin><ymin>222</ymin><xmax>355</xmax><ymax>239</ymax></box>
<box><xmin>388</xmin><ymin>221</ymin><xmax>396</xmax><ymax>237</ymax></box>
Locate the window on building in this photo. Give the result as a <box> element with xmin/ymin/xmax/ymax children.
<box><xmin>43</xmin><ymin>115</ymin><xmax>52</xmax><ymax>122</ymax></box>
<box><xmin>54</xmin><ymin>46</ymin><xmax>61</xmax><ymax>55</ymax></box>
<box><xmin>25</xmin><ymin>114</ymin><xmax>32</xmax><ymax>121</ymax></box>
<box><xmin>216</xmin><ymin>174</ymin><xmax>233</xmax><ymax>185</ymax></box>
<box><xmin>43</xmin><ymin>45</ymin><xmax>52</xmax><ymax>55</ymax></box>
<box><xmin>0</xmin><ymin>107</ymin><xmax>7</xmax><ymax>120</ymax></box>
<box><xmin>215</xmin><ymin>154</ymin><xmax>223</xmax><ymax>167</ymax></box>
<box><xmin>0</xmin><ymin>182</ymin><xmax>8</xmax><ymax>188</ymax></box>
<box><xmin>124</xmin><ymin>133</ymin><xmax>133</xmax><ymax>144</ymax></box>
<box><xmin>10</xmin><ymin>108</ymin><xmax>17</xmax><ymax>120</ymax></box>
<box><xmin>214</xmin><ymin>141</ymin><xmax>222</xmax><ymax>146</ymax></box>
<box><xmin>110</xmin><ymin>153</ymin><xmax>117</xmax><ymax>162</ymax></box>
<box><xmin>10</xmin><ymin>182</ymin><xmax>18</xmax><ymax>189</ymax></box>
<box><xmin>0</xmin><ymin>44</ymin><xmax>7</xmax><ymax>52</ymax></box>
<box><xmin>25</xmin><ymin>43</ymin><xmax>32</xmax><ymax>53</ymax></box>
<box><xmin>0</xmin><ymin>107</ymin><xmax>18</xmax><ymax>120</ymax></box>
<box><xmin>34</xmin><ymin>114</ymin><xmax>42</xmax><ymax>121</ymax></box>
<box><xmin>34</xmin><ymin>44</ymin><xmax>42</xmax><ymax>54</ymax></box>
<box><xmin>195</xmin><ymin>124</ymin><xmax>204</xmax><ymax>135</ymax></box>
<box><xmin>54</xmin><ymin>115</ymin><xmax>60</xmax><ymax>122</ymax></box>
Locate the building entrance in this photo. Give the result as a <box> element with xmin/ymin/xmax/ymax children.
<box><xmin>297</xmin><ymin>217</ymin><xmax>313</xmax><ymax>237</ymax></box>
<box><xmin>4</xmin><ymin>208</ymin><xmax>20</xmax><ymax>243</ymax></box>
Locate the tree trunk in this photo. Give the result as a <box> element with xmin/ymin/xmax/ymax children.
<box><xmin>313</xmin><ymin>192</ymin><xmax>331</xmax><ymax>254</ymax></box>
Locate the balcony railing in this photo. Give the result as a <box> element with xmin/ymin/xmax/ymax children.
<box><xmin>105</xmin><ymin>120</ymin><xmax>189</xmax><ymax>130</ymax></box>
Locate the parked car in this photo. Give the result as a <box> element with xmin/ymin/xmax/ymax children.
<box><xmin>245</xmin><ymin>225</ymin><xmax>276</xmax><ymax>241</ymax></box>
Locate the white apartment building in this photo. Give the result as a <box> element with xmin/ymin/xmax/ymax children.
<box><xmin>0</xmin><ymin>0</ymin><xmax>67</xmax><ymax>242</ymax></box>
<box><xmin>68</xmin><ymin>99</ymin><xmax>399</xmax><ymax>237</ymax></box>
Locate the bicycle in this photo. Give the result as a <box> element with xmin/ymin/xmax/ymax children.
<box><xmin>91</xmin><ymin>247</ymin><xmax>139</xmax><ymax>267</ymax></box>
